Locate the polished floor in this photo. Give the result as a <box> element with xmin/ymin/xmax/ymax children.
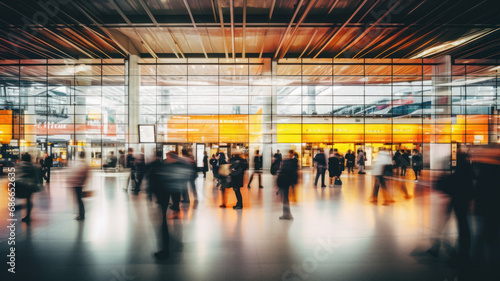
<box><xmin>1</xmin><ymin>168</ymin><xmax>461</xmax><ymax>281</ymax></box>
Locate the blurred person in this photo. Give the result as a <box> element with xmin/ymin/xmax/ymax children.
<box><xmin>292</xmin><ymin>152</ymin><xmax>300</xmax><ymax>189</ymax></box>
<box><xmin>103</xmin><ymin>151</ymin><xmax>117</xmax><ymax>168</ymax></box>
<box><xmin>68</xmin><ymin>151</ymin><xmax>90</xmax><ymax>220</ymax></box>
<box><xmin>168</xmin><ymin>152</ymin><xmax>191</xmax><ymax>212</ymax></box>
<box><xmin>277</xmin><ymin>150</ymin><xmax>298</xmax><ymax>220</ymax></box>
<box><xmin>132</xmin><ymin>154</ymin><xmax>146</xmax><ymax>195</ymax></box>
<box><xmin>217</xmin><ymin>160</ymin><xmax>231</xmax><ymax>208</ymax></box>
<box><xmin>181</xmin><ymin>149</ymin><xmax>198</xmax><ymax>203</ymax></box>
<box><xmin>218</xmin><ymin>152</ymin><xmax>227</xmax><ymax>165</ymax></box>
<box><xmin>327</xmin><ymin>149</ymin><xmax>335</xmax><ymax>186</ymax></box>
<box><xmin>16</xmin><ymin>153</ymin><xmax>41</xmax><ymax>223</ymax></box>
<box><xmin>357</xmin><ymin>149</ymin><xmax>366</xmax><ymax>174</ymax></box>
<box><xmin>42</xmin><ymin>152</ymin><xmax>53</xmax><ymax>183</ymax></box>
<box><xmin>202</xmin><ymin>151</ymin><xmax>208</xmax><ymax>178</ymax></box>
<box><xmin>271</xmin><ymin>149</ymin><xmax>282</xmax><ymax>175</ymax></box>
<box><xmin>228</xmin><ymin>152</ymin><xmax>247</xmax><ymax>209</ymax></box>
<box><xmin>313</xmin><ymin>148</ymin><xmax>327</xmax><ymax>187</ymax></box>
<box><xmin>217</xmin><ymin>152</ymin><xmax>228</xmax><ymax>190</ymax></box>
<box><xmin>393</xmin><ymin>149</ymin><xmax>402</xmax><ymax>176</ymax></box>
<box><xmin>248</xmin><ymin>150</ymin><xmax>263</xmax><ymax>189</ymax></box>
<box><xmin>126</xmin><ymin>148</ymin><xmax>135</xmax><ymax>168</ymax></box>
<box><xmin>430</xmin><ymin>152</ymin><xmax>474</xmax><ymax>278</ymax></box>
<box><xmin>412</xmin><ymin>149</ymin><xmax>423</xmax><ymax>182</ymax></box>
<box><xmin>369</xmin><ymin>148</ymin><xmax>394</xmax><ymax>205</ymax></box>
<box><xmin>328</xmin><ymin>149</ymin><xmax>344</xmax><ymax>186</ymax></box>
<box><xmin>118</xmin><ymin>150</ymin><xmax>125</xmax><ymax>171</ymax></box>
<box><xmin>274</xmin><ymin>149</ymin><xmax>282</xmax><ymax>164</ymax></box>
<box><xmin>124</xmin><ymin>148</ymin><xmax>135</xmax><ymax>191</ymax></box>
<box><xmin>150</xmin><ymin>151</ymin><xmax>191</xmax><ymax>260</ymax></box>
<box><xmin>209</xmin><ymin>154</ymin><xmax>218</xmax><ymax>179</ymax></box>
<box><xmin>345</xmin><ymin>149</ymin><xmax>355</xmax><ymax>173</ymax></box>
<box><xmin>471</xmin><ymin>145</ymin><xmax>500</xmax><ymax>280</ymax></box>
<box><xmin>401</xmin><ymin>150</ymin><xmax>411</xmax><ymax>176</ymax></box>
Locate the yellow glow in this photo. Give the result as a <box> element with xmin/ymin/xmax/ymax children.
<box><xmin>277</xmin><ymin>124</ymin><xmax>301</xmax><ymax>134</ymax></box>
<box><xmin>302</xmin><ymin>124</ymin><xmax>332</xmax><ymax>134</ymax></box>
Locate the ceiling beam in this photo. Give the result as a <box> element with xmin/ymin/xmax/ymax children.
<box><xmin>110</xmin><ymin>0</ymin><xmax>158</xmax><ymax>58</ymax></box>
<box><xmin>279</xmin><ymin>0</ymin><xmax>318</xmax><ymax>59</ymax></box>
<box><xmin>181</xmin><ymin>0</ymin><xmax>208</xmax><ymax>58</ymax></box>
<box><xmin>73</xmin><ymin>2</ymin><xmax>131</xmax><ymax>56</ymax></box>
<box><xmin>230</xmin><ymin>0</ymin><xmax>235</xmax><ymax>59</ymax></box>
<box><xmin>273</xmin><ymin>0</ymin><xmax>305</xmax><ymax>59</ymax></box>
<box><xmin>380</xmin><ymin>0</ymin><xmax>487</xmax><ymax>58</ymax></box>
<box><xmin>216</xmin><ymin>0</ymin><xmax>229</xmax><ymax>58</ymax></box>
<box><xmin>312</xmin><ymin>0</ymin><xmax>369</xmax><ymax>58</ymax></box>
<box><xmin>138</xmin><ymin>0</ymin><xmax>158</xmax><ymax>25</ymax></box>
<box><xmin>335</xmin><ymin>0</ymin><xmax>402</xmax><ymax>58</ymax></box>
<box><xmin>327</xmin><ymin>0</ymin><xmax>341</xmax><ymax>15</ymax></box>
<box><xmin>298</xmin><ymin>29</ymin><xmax>318</xmax><ymax>58</ymax></box>
<box><xmin>138</xmin><ymin>0</ymin><xmax>183</xmax><ymax>58</ymax></box>
<box><xmin>242</xmin><ymin>0</ymin><xmax>247</xmax><ymax>59</ymax></box>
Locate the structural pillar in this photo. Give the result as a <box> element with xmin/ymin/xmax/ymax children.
<box><xmin>128</xmin><ymin>55</ymin><xmax>140</xmax><ymax>151</ymax></box>
<box><xmin>430</xmin><ymin>55</ymin><xmax>452</xmax><ymax>170</ymax></box>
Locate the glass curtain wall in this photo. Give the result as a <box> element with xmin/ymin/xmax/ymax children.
<box><xmin>1</xmin><ymin>57</ymin><xmax>497</xmax><ymax>168</ymax></box>
<box><xmin>0</xmin><ymin>59</ymin><xmax>128</xmax><ymax>167</ymax></box>
<box><xmin>139</xmin><ymin>58</ymin><xmax>272</xmax><ymax>164</ymax></box>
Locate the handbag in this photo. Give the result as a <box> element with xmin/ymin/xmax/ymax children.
<box><xmin>334</xmin><ymin>178</ymin><xmax>342</xmax><ymax>185</ymax></box>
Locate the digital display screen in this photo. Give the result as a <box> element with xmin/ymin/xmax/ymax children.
<box><xmin>139</xmin><ymin>125</ymin><xmax>155</xmax><ymax>143</ymax></box>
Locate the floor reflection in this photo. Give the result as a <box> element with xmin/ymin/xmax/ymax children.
<box><xmin>0</xmin><ymin>169</ymin><xmax>463</xmax><ymax>280</ymax></box>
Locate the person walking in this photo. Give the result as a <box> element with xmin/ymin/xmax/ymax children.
<box><xmin>369</xmin><ymin>148</ymin><xmax>394</xmax><ymax>205</ymax></box>
<box><xmin>393</xmin><ymin>150</ymin><xmax>402</xmax><ymax>176</ymax></box>
<box><xmin>328</xmin><ymin>149</ymin><xmax>344</xmax><ymax>187</ymax></box>
<box><xmin>17</xmin><ymin>153</ymin><xmax>41</xmax><ymax>223</ymax></box>
<box><xmin>217</xmin><ymin>152</ymin><xmax>228</xmax><ymax>191</ymax></box>
<box><xmin>277</xmin><ymin>150</ymin><xmax>297</xmax><ymax>220</ymax></box>
<box><xmin>411</xmin><ymin>149</ymin><xmax>423</xmax><ymax>182</ymax></box>
<box><xmin>150</xmin><ymin>150</ymin><xmax>191</xmax><ymax>260</ymax></box>
<box><xmin>430</xmin><ymin>152</ymin><xmax>474</xmax><ymax>277</ymax></box>
<box><xmin>42</xmin><ymin>152</ymin><xmax>53</xmax><ymax>183</ymax></box>
<box><xmin>345</xmin><ymin>149</ymin><xmax>355</xmax><ymax>173</ymax></box>
<box><xmin>248</xmin><ymin>150</ymin><xmax>263</xmax><ymax>188</ymax></box>
<box><xmin>181</xmin><ymin>149</ymin><xmax>198</xmax><ymax>203</ymax></box>
<box><xmin>401</xmin><ymin>150</ymin><xmax>410</xmax><ymax>176</ymax></box>
<box><xmin>202</xmin><ymin>151</ymin><xmax>208</xmax><ymax>178</ymax></box>
<box><xmin>228</xmin><ymin>152</ymin><xmax>247</xmax><ymax>209</ymax></box>
<box><xmin>209</xmin><ymin>154</ymin><xmax>218</xmax><ymax>179</ymax></box>
<box><xmin>357</xmin><ymin>149</ymin><xmax>366</xmax><ymax>174</ymax></box>
<box><xmin>271</xmin><ymin>150</ymin><xmax>282</xmax><ymax>175</ymax></box>
<box><xmin>68</xmin><ymin>151</ymin><xmax>90</xmax><ymax>220</ymax></box>
<box><xmin>314</xmin><ymin>148</ymin><xmax>327</xmax><ymax>187</ymax></box>
<box><xmin>118</xmin><ymin>150</ymin><xmax>125</xmax><ymax>171</ymax></box>
<box><xmin>132</xmin><ymin>154</ymin><xmax>146</xmax><ymax>195</ymax></box>
<box><xmin>167</xmin><ymin>152</ymin><xmax>191</xmax><ymax>212</ymax></box>
<box><xmin>125</xmin><ymin>148</ymin><xmax>135</xmax><ymax>191</ymax></box>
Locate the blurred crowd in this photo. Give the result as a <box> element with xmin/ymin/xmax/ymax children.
<box><xmin>10</xmin><ymin>144</ymin><xmax>500</xmax><ymax>277</ymax></box>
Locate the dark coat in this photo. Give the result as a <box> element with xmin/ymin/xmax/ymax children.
<box><xmin>278</xmin><ymin>158</ymin><xmax>298</xmax><ymax>189</ymax></box>
<box><xmin>229</xmin><ymin>155</ymin><xmax>247</xmax><ymax>188</ymax></box>
<box><xmin>345</xmin><ymin>152</ymin><xmax>355</xmax><ymax>167</ymax></box>
<box><xmin>203</xmin><ymin>155</ymin><xmax>209</xmax><ymax>172</ymax></box>
<box><xmin>411</xmin><ymin>153</ymin><xmax>423</xmax><ymax>171</ymax></box>
<box><xmin>313</xmin><ymin>153</ymin><xmax>327</xmax><ymax>167</ymax></box>
<box><xmin>328</xmin><ymin>155</ymin><xmax>344</xmax><ymax>178</ymax></box>
<box><xmin>253</xmin><ymin>155</ymin><xmax>263</xmax><ymax>170</ymax></box>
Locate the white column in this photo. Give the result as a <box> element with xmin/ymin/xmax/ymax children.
<box><xmin>430</xmin><ymin>55</ymin><xmax>452</xmax><ymax>170</ymax></box>
<box><xmin>128</xmin><ymin>55</ymin><xmax>140</xmax><ymax>151</ymax></box>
